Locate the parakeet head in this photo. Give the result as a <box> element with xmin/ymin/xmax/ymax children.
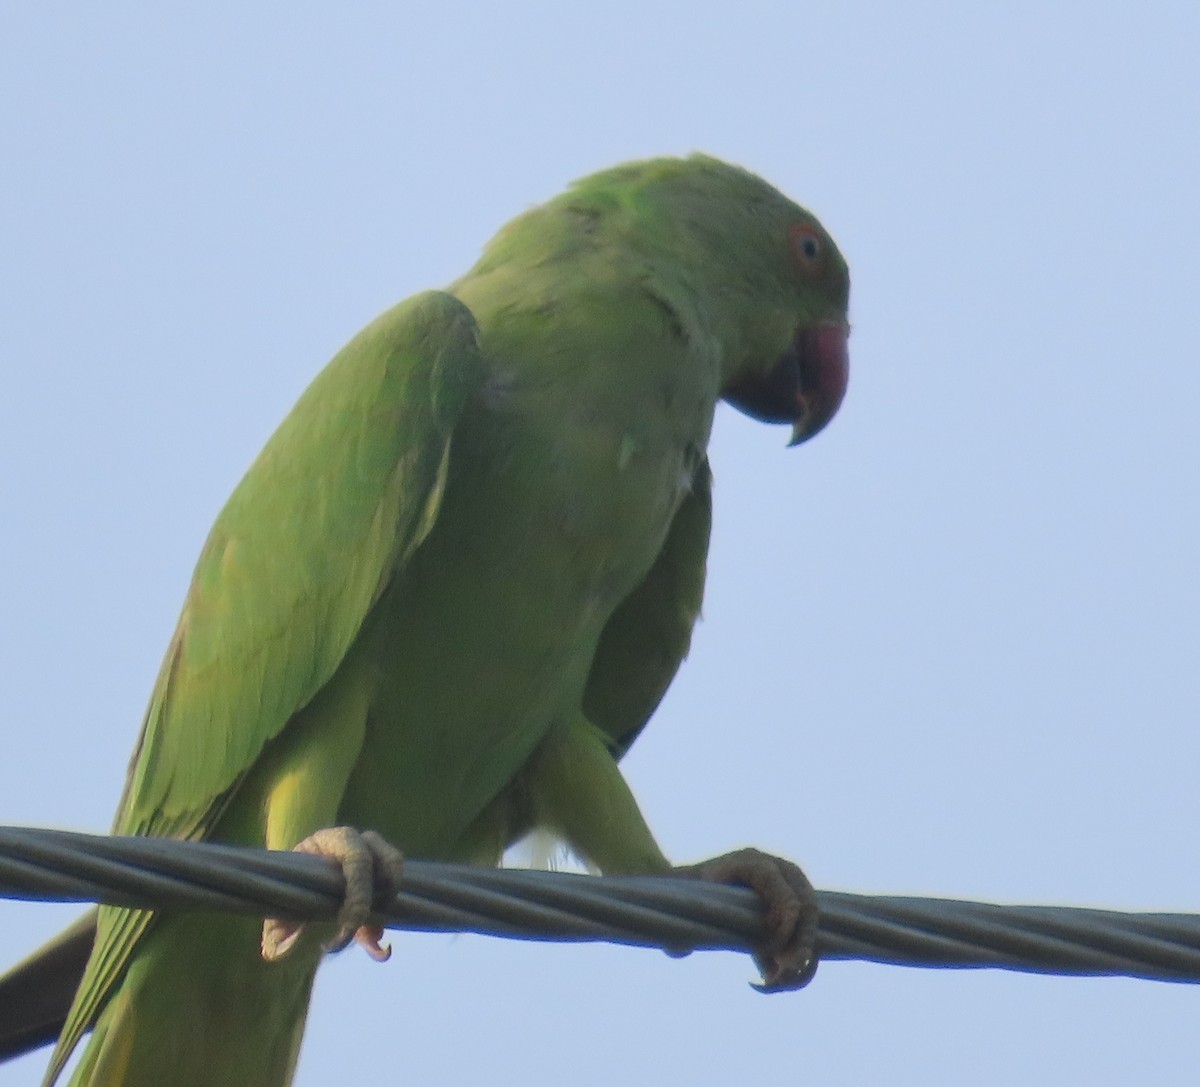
<box><xmin>719</xmin><ymin>216</ymin><xmax>849</xmax><ymax>447</ymax></box>
<box><xmin>569</xmin><ymin>154</ymin><xmax>850</xmax><ymax>445</ymax></box>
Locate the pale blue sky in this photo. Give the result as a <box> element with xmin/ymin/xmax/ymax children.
<box><xmin>2</xmin><ymin>4</ymin><xmax>1198</xmax><ymax>1084</ymax></box>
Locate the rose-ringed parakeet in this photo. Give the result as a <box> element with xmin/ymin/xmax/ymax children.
<box><xmin>15</xmin><ymin>154</ymin><xmax>849</xmax><ymax>1087</ymax></box>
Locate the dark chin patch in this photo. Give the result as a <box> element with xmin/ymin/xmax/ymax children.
<box><xmin>723</xmin><ymin>348</ymin><xmax>805</xmax><ymax>424</ymax></box>
<box><xmin>722</xmin><ymin>323</ymin><xmax>849</xmax><ymax>444</ymax></box>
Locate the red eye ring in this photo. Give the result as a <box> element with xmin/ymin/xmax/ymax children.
<box><xmin>788</xmin><ymin>223</ymin><xmax>823</xmax><ymax>272</ymax></box>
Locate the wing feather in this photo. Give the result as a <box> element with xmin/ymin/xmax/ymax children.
<box><xmin>583</xmin><ymin>458</ymin><xmax>712</xmax><ymax>758</ymax></box>
<box><xmin>47</xmin><ymin>290</ymin><xmax>483</xmax><ymax>1082</ymax></box>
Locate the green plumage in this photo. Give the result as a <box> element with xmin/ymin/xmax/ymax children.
<box><xmin>42</xmin><ymin>155</ymin><xmax>850</xmax><ymax>1087</ymax></box>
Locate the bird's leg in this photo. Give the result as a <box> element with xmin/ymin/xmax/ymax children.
<box><xmin>673</xmin><ymin>847</ymin><xmax>818</xmax><ymax>991</ymax></box>
<box><xmin>261</xmin><ymin>827</ymin><xmax>405</xmax><ymax>963</ymax></box>
<box><xmin>521</xmin><ymin>720</ymin><xmax>818</xmax><ymax>988</ymax></box>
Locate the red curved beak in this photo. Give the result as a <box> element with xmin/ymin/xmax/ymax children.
<box><xmin>788</xmin><ymin>321</ymin><xmax>849</xmax><ymax>446</ymax></box>
<box><xmin>722</xmin><ymin>321</ymin><xmax>849</xmax><ymax>446</ymax></box>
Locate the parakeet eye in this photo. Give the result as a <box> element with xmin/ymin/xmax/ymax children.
<box><xmin>789</xmin><ymin>224</ymin><xmax>823</xmax><ymax>273</ymax></box>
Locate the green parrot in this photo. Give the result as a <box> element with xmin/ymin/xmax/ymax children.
<box><xmin>14</xmin><ymin>154</ymin><xmax>850</xmax><ymax>1087</ymax></box>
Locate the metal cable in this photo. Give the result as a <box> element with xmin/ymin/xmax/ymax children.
<box><xmin>2</xmin><ymin>826</ymin><xmax>1198</xmax><ymax>982</ymax></box>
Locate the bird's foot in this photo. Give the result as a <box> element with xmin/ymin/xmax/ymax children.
<box><xmin>261</xmin><ymin>827</ymin><xmax>405</xmax><ymax>963</ymax></box>
<box><xmin>674</xmin><ymin>847</ymin><xmax>818</xmax><ymax>991</ymax></box>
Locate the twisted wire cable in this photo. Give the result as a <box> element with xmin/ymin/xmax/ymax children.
<box><xmin>2</xmin><ymin>826</ymin><xmax>1198</xmax><ymax>982</ymax></box>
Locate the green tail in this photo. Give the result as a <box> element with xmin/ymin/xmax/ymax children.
<box><xmin>61</xmin><ymin>912</ymin><xmax>319</xmax><ymax>1087</ymax></box>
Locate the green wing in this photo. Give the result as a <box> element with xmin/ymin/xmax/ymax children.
<box><xmin>119</xmin><ymin>290</ymin><xmax>482</xmax><ymax>840</ymax></box>
<box><xmin>48</xmin><ymin>290</ymin><xmax>483</xmax><ymax>1082</ymax></box>
<box><xmin>583</xmin><ymin>458</ymin><xmax>712</xmax><ymax>759</ymax></box>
